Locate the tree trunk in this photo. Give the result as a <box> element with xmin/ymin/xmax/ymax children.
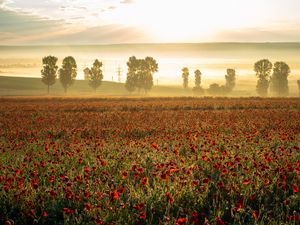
<box><xmin>47</xmin><ymin>84</ymin><xmax>50</xmax><ymax>95</ymax></box>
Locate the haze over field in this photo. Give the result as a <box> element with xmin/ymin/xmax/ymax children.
<box><xmin>0</xmin><ymin>0</ymin><xmax>300</xmax><ymax>95</ymax></box>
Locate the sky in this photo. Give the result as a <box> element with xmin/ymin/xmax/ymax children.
<box><xmin>0</xmin><ymin>0</ymin><xmax>300</xmax><ymax>45</ymax></box>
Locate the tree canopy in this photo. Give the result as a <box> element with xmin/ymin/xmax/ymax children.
<box><xmin>59</xmin><ymin>56</ymin><xmax>77</xmax><ymax>93</ymax></box>
<box><xmin>254</xmin><ymin>59</ymin><xmax>272</xmax><ymax>97</ymax></box>
<box><xmin>182</xmin><ymin>67</ymin><xmax>189</xmax><ymax>89</ymax></box>
<box><xmin>125</xmin><ymin>56</ymin><xmax>158</xmax><ymax>94</ymax></box>
<box><xmin>225</xmin><ymin>68</ymin><xmax>236</xmax><ymax>92</ymax></box>
<box><xmin>270</xmin><ymin>62</ymin><xmax>290</xmax><ymax>97</ymax></box>
<box><xmin>41</xmin><ymin>55</ymin><xmax>58</xmax><ymax>94</ymax></box>
<box><xmin>87</xmin><ymin>59</ymin><xmax>103</xmax><ymax>92</ymax></box>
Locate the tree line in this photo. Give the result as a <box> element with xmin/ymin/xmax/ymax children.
<box><xmin>41</xmin><ymin>55</ymin><xmax>300</xmax><ymax>96</ymax></box>
<box><xmin>41</xmin><ymin>56</ymin><xmax>104</xmax><ymax>94</ymax></box>
<box><xmin>180</xmin><ymin>67</ymin><xmax>236</xmax><ymax>96</ymax></box>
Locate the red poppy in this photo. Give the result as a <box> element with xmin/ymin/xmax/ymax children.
<box><xmin>133</xmin><ymin>203</ymin><xmax>144</xmax><ymax>211</ymax></box>
<box><xmin>151</xmin><ymin>142</ymin><xmax>158</xmax><ymax>150</ymax></box>
<box><xmin>122</xmin><ymin>171</ymin><xmax>128</xmax><ymax>179</ymax></box>
<box><xmin>112</xmin><ymin>190</ymin><xmax>119</xmax><ymax>201</ymax></box>
<box><xmin>166</xmin><ymin>192</ymin><xmax>174</xmax><ymax>204</ymax></box>
<box><xmin>161</xmin><ymin>173</ymin><xmax>167</xmax><ymax>181</ymax></box>
<box><xmin>139</xmin><ymin>211</ymin><xmax>146</xmax><ymax>219</ymax></box>
<box><xmin>243</xmin><ymin>179</ymin><xmax>251</xmax><ymax>185</ymax></box>
<box><xmin>292</xmin><ymin>184</ymin><xmax>299</xmax><ymax>193</ymax></box>
<box><xmin>176</xmin><ymin>217</ymin><xmax>187</xmax><ymax>224</ymax></box>
<box><xmin>215</xmin><ymin>217</ymin><xmax>225</xmax><ymax>225</ymax></box>
<box><xmin>84</xmin><ymin>202</ymin><xmax>91</xmax><ymax>211</ymax></box>
<box><xmin>141</xmin><ymin>177</ymin><xmax>148</xmax><ymax>185</ymax></box>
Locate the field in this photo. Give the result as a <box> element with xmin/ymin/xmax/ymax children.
<box><xmin>0</xmin><ymin>97</ymin><xmax>299</xmax><ymax>225</ymax></box>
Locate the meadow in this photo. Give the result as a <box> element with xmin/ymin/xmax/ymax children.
<box><xmin>0</xmin><ymin>97</ymin><xmax>299</xmax><ymax>225</ymax></box>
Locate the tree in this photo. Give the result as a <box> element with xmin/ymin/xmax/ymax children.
<box><xmin>270</xmin><ymin>62</ymin><xmax>290</xmax><ymax>97</ymax></box>
<box><xmin>193</xmin><ymin>69</ymin><xmax>204</xmax><ymax>95</ymax></box>
<box><xmin>194</xmin><ymin>69</ymin><xmax>201</xmax><ymax>88</ymax></box>
<box><xmin>298</xmin><ymin>80</ymin><xmax>300</xmax><ymax>95</ymax></box>
<box><xmin>125</xmin><ymin>56</ymin><xmax>158</xmax><ymax>94</ymax></box>
<box><xmin>59</xmin><ymin>56</ymin><xmax>77</xmax><ymax>93</ymax></box>
<box><xmin>144</xmin><ymin>57</ymin><xmax>158</xmax><ymax>93</ymax></box>
<box><xmin>208</xmin><ymin>83</ymin><xmax>222</xmax><ymax>96</ymax></box>
<box><xmin>225</xmin><ymin>68</ymin><xmax>236</xmax><ymax>93</ymax></box>
<box><xmin>41</xmin><ymin>55</ymin><xmax>58</xmax><ymax>94</ymax></box>
<box><xmin>83</xmin><ymin>67</ymin><xmax>90</xmax><ymax>80</ymax></box>
<box><xmin>254</xmin><ymin>59</ymin><xmax>272</xmax><ymax>97</ymax></box>
<box><xmin>88</xmin><ymin>59</ymin><xmax>103</xmax><ymax>92</ymax></box>
<box><xmin>182</xmin><ymin>67</ymin><xmax>189</xmax><ymax>89</ymax></box>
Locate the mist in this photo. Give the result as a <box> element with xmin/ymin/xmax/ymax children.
<box><xmin>1</xmin><ymin>43</ymin><xmax>300</xmax><ymax>96</ymax></box>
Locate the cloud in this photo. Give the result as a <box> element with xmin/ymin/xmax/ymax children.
<box><xmin>0</xmin><ymin>8</ymin><xmax>150</xmax><ymax>45</ymax></box>
<box><xmin>108</xmin><ymin>6</ymin><xmax>117</xmax><ymax>10</ymax></box>
<box><xmin>120</xmin><ymin>0</ymin><xmax>135</xmax><ymax>4</ymax></box>
<box><xmin>216</xmin><ymin>26</ymin><xmax>300</xmax><ymax>42</ymax></box>
<box><xmin>0</xmin><ymin>9</ymin><xmax>71</xmax><ymax>44</ymax></box>
<box><xmin>1</xmin><ymin>0</ymin><xmax>106</xmax><ymax>25</ymax></box>
<box><xmin>42</xmin><ymin>24</ymin><xmax>151</xmax><ymax>45</ymax></box>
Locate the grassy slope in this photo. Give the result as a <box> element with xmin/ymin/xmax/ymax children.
<box><xmin>0</xmin><ymin>76</ymin><xmax>201</xmax><ymax>97</ymax></box>
<box><xmin>1</xmin><ymin>75</ymin><xmax>298</xmax><ymax>97</ymax></box>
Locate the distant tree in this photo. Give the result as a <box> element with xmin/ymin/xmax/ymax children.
<box><xmin>193</xmin><ymin>69</ymin><xmax>204</xmax><ymax>95</ymax></box>
<box><xmin>182</xmin><ymin>67</ymin><xmax>189</xmax><ymax>89</ymax></box>
<box><xmin>194</xmin><ymin>69</ymin><xmax>201</xmax><ymax>88</ymax></box>
<box><xmin>270</xmin><ymin>62</ymin><xmax>290</xmax><ymax>97</ymax></box>
<box><xmin>225</xmin><ymin>68</ymin><xmax>236</xmax><ymax>93</ymax></box>
<box><xmin>254</xmin><ymin>59</ymin><xmax>272</xmax><ymax>97</ymax></box>
<box><xmin>125</xmin><ymin>72</ymin><xmax>136</xmax><ymax>93</ymax></box>
<box><xmin>88</xmin><ymin>59</ymin><xmax>103</xmax><ymax>92</ymax></box>
<box><xmin>125</xmin><ymin>56</ymin><xmax>138</xmax><ymax>93</ymax></box>
<box><xmin>59</xmin><ymin>56</ymin><xmax>77</xmax><ymax>93</ymax></box>
<box><xmin>125</xmin><ymin>56</ymin><xmax>158</xmax><ymax>94</ymax></box>
<box><xmin>83</xmin><ymin>67</ymin><xmax>90</xmax><ymax>80</ymax></box>
<box><xmin>144</xmin><ymin>57</ymin><xmax>158</xmax><ymax>93</ymax></box>
<box><xmin>41</xmin><ymin>55</ymin><xmax>58</xmax><ymax>94</ymax></box>
<box><xmin>298</xmin><ymin>80</ymin><xmax>300</xmax><ymax>95</ymax></box>
<box><xmin>208</xmin><ymin>83</ymin><xmax>222</xmax><ymax>96</ymax></box>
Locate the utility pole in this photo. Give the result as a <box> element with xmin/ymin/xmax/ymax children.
<box><xmin>116</xmin><ymin>65</ymin><xmax>123</xmax><ymax>83</ymax></box>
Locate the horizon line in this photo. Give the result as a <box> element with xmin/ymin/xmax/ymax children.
<box><xmin>1</xmin><ymin>41</ymin><xmax>300</xmax><ymax>47</ymax></box>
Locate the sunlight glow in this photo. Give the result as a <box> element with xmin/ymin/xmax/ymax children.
<box><xmin>102</xmin><ymin>0</ymin><xmax>276</xmax><ymax>42</ymax></box>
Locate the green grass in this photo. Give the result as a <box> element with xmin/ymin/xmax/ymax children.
<box><xmin>1</xmin><ymin>76</ymin><xmax>299</xmax><ymax>97</ymax></box>
<box><xmin>0</xmin><ymin>76</ymin><xmax>256</xmax><ymax>97</ymax></box>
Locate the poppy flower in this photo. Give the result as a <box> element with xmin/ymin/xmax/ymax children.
<box><xmin>166</xmin><ymin>192</ymin><xmax>174</xmax><ymax>204</ymax></box>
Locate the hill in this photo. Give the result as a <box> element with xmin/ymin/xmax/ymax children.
<box><xmin>0</xmin><ymin>76</ymin><xmax>210</xmax><ymax>96</ymax></box>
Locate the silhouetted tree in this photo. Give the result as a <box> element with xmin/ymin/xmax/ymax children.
<box><xmin>59</xmin><ymin>56</ymin><xmax>77</xmax><ymax>94</ymax></box>
<box><xmin>125</xmin><ymin>56</ymin><xmax>158</xmax><ymax>94</ymax></box>
<box><xmin>125</xmin><ymin>72</ymin><xmax>136</xmax><ymax>93</ymax></box>
<box><xmin>41</xmin><ymin>55</ymin><xmax>58</xmax><ymax>94</ymax></box>
<box><xmin>208</xmin><ymin>83</ymin><xmax>222</xmax><ymax>95</ymax></box>
<box><xmin>298</xmin><ymin>80</ymin><xmax>300</xmax><ymax>95</ymax></box>
<box><xmin>194</xmin><ymin>69</ymin><xmax>201</xmax><ymax>88</ymax></box>
<box><xmin>254</xmin><ymin>59</ymin><xmax>272</xmax><ymax>97</ymax></box>
<box><xmin>225</xmin><ymin>68</ymin><xmax>236</xmax><ymax>93</ymax></box>
<box><xmin>193</xmin><ymin>69</ymin><xmax>204</xmax><ymax>95</ymax></box>
<box><xmin>182</xmin><ymin>67</ymin><xmax>189</xmax><ymax>89</ymax></box>
<box><xmin>144</xmin><ymin>57</ymin><xmax>158</xmax><ymax>93</ymax></box>
<box><xmin>83</xmin><ymin>67</ymin><xmax>90</xmax><ymax>80</ymax></box>
<box><xmin>125</xmin><ymin>56</ymin><xmax>138</xmax><ymax>93</ymax></box>
<box><xmin>270</xmin><ymin>62</ymin><xmax>290</xmax><ymax>97</ymax></box>
<box><xmin>88</xmin><ymin>59</ymin><xmax>103</xmax><ymax>92</ymax></box>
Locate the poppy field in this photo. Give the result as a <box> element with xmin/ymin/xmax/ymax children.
<box><xmin>0</xmin><ymin>97</ymin><xmax>299</xmax><ymax>225</ymax></box>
